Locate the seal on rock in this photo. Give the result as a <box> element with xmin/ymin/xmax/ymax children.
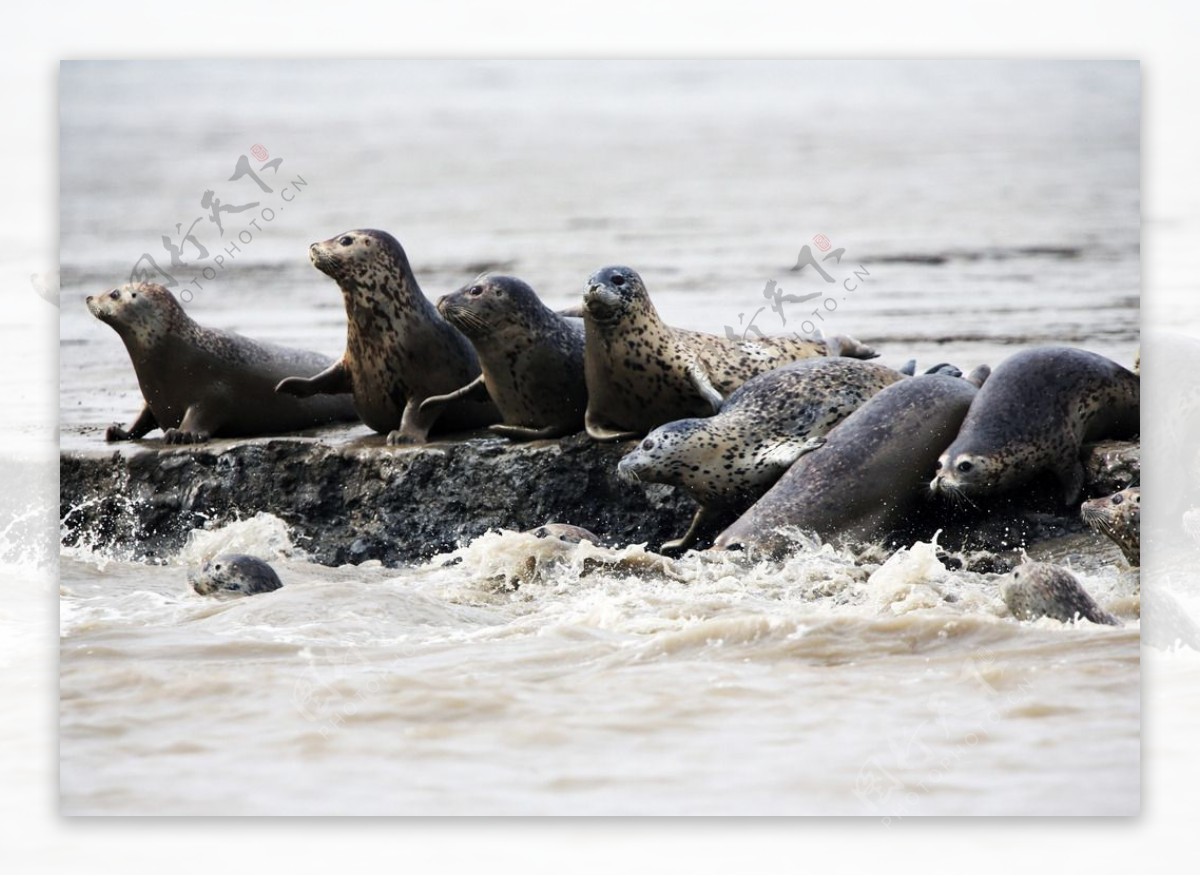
<box><xmin>86</xmin><ymin>283</ymin><xmax>359</xmax><ymax>444</ymax></box>
<box><xmin>420</xmin><ymin>275</ymin><xmax>587</xmax><ymax>440</ymax></box>
<box><xmin>1002</xmin><ymin>561</ymin><xmax>1119</xmax><ymax>626</ymax></box>
<box><xmin>275</xmin><ymin>229</ymin><xmax>499</xmax><ymax>444</ymax></box>
<box><xmin>712</xmin><ymin>373</ymin><xmax>981</xmax><ymax>556</ymax></box>
<box><xmin>617</xmin><ymin>357</ymin><xmax>908</xmax><ymax>551</ymax></box>
<box><xmin>189</xmin><ymin>554</ymin><xmax>283</xmax><ymax>596</ymax></box>
<box><xmin>581</xmin><ymin>266</ymin><xmax>878</xmax><ymax>441</ymax></box>
<box><xmin>931</xmin><ymin>347</ymin><xmax>1139</xmax><ymax>505</ymax></box>
<box><xmin>1081</xmin><ymin>486</ymin><xmax>1140</xmax><ymax>566</ymax></box>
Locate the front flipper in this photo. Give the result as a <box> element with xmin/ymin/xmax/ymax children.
<box><xmin>661</xmin><ymin>506</ymin><xmax>719</xmax><ymax>554</ymax></box>
<box><xmin>585</xmin><ymin>409</ymin><xmax>641</xmax><ymax>442</ymax></box>
<box><xmin>761</xmin><ymin>435</ymin><xmax>826</xmax><ymax>470</ymax></box>
<box><xmin>162</xmin><ymin>404</ymin><xmax>221</xmax><ymax>445</ymax></box>
<box><xmin>275</xmin><ymin>359</ymin><xmax>351</xmax><ymax>398</ymax></box>
<box><xmin>105</xmin><ymin>404</ymin><xmax>158</xmax><ymax>441</ymax></box>
<box><xmin>387</xmin><ymin>397</ymin><xmax>440</xmax><ymax>445</ymax></box>
<box><xmin>418</xmin><ymin>375</ymin><xmax>489</xmax><ymax>415</ymax></box>
<box><xmin>1057</xmin><ymin>459</ymin><xmax>1086</xmax><ymax>506</ymax></box>
<box><xmin>490</xmin><ymin>423</ymin><xmax>570</xmax><ymax>440</ymax></box>
<box><xmin>686</xmin><ymin>362</ymin><xmax>724</xmax><ymax>412</ymax></box>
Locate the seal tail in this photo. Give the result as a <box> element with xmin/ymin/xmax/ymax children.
<box><xmin>826</xmin><ymin>334</ymin><xmax>878</xmax><ymax>360</ymax></box>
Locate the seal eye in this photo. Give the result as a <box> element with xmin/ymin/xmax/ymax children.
<box><xmin>109</xmin><ymin>290</ymin><xmax>120</xmax><ymax>300</ymax></box>
<box><xmin>339</xmin><ymin>235</ymin><xmax>353</xmax><ymax>246</ymax></box>
<box><xmin>935</xmin><ymin>460</ymin><xmax>943</xmax><ymax>470</ymax></box>
<box><xmin>1111</xmin><ymin>494</ymin><xmax>1123</xmax><ymax>505</ymax></box>
<box><xmin>469</xmin><ymin>286</ymin><xmax>483</xmax><ymax>297</ymax></box>
<box><xmin>641</xmin><ymin>438</ymin><xmax>655</xmax><ymax>451</ymax></box>
<box><xmin>611</xmin><ymin>273</ymin><xmax>625</xmax><ymax>287</ymax></box>
<box><xmin>956</xmin><ymin>461</ymin><xmax>974</xmax><ymax>474</ymax></box>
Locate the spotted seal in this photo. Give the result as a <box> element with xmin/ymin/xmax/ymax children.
<box><xmin>712</xmin><ymin>373</ymin><xmax>981</xmax><ymax>556</ymax></box>
<box><xmin>275</xmin><ymin>229</ymin><xmax>499</xmax><ymax>443</ymax></box>
<box><xmin>189</xmin><ymin>554</ymin><xmax>283</xmax><ymax>596</ymax></box>
<box><xmin>1081</xmin><ymin>486</ymin><xmax>1140</xmax><ymax>566</ymax></box>
<box><xmin>931</xmin><ymin>347</ymin><xmax>1139</xmax><ymax>505</ymax></box>
<box><xmin>420</xmin><ymin>275</ymin><xmax>587</xmax><ymax>439</ymax></box>
<box><xmin>1002</xmin><ymin>561</ymin><xmax>1119</xmax><ymax>626</ymax></box>
<box><xmin>617</xmin><ymin>357</ymin><xmax>907</xmax><ymax>551</ymax></box>
<box><xmin>581</xmin><ymin>266</ymin><xmax>878</xmax><ymax>441</ymax></box>
<box><xmin>86</xmin><ymin>283</ymin><xmax>358</xmax><ymax>444</ymax></box>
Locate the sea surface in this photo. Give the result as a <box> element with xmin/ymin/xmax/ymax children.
<box><xmin>58</xmin><ymin>61</ymin><xmax>1143</xmax><ymax>815</ymax></box>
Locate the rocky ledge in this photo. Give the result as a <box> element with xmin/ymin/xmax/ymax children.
<box><xmin>59</xmin><ymin>432</ymin><xmax>1139</xmax><ymax>568</ymax></box>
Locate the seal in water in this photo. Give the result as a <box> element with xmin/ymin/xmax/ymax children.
<box><xmin>1081</xmin><ymin>486</ymin><xmax>1140</xmax><ymax>566</ymax></box>
<box><xmin>421</xmin><ymin>275</ymin><xmax>587</xmax><ymax>439</ymax></box>
<box><xmin>712</xmin><ymin>372</ymin><xmax>981</xmax><ymax>556</ymax></box>
<box><xmin>275</xmin><ymin>229</ymin><xmax>499</xmax><ymax>444</ymax></box>
<box><xmin>617</xmin><ymin>357</ymin><xmax>907</xmax><ymax>551</ymax></box>
<box><xmin>1002</xmin><ymin>561</ymin><xmax>1119</xmax><ymax>626</ymax></box>
<box><xmin>189</xmin><ymin>554</ymin><xmax>283</xmax><ymax>596</ymax></box>
<box><xmin>581</xmin><ymin>266</ymin><xmax>878</xmax><ymax>441</ymax></box>
<box><xmin>86</xmin><ymin>283</ymin><xmax>359</xmax><ymax>444</ymax></box>
<box><xmin>931</xmin><ymin>346</ymin><xmax>1139</xmax><ymax>505</ymax></box>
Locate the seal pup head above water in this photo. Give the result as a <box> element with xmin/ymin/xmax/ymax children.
<box><xmin>86</xmin><ymin>282</ymin><xmax>358</xmax><ymax>444</ymax></box>
<box><xmin>581</xmin><ymin>265</ymin><xmax>879</xmax><ymax>441</ymax></box>
<box><xmin>276</xmin><ymin>229</ymin><xmax>499</xmax><ymax>443</ymax></box>
<box><xmin>1081</xmin><ymin>485</ymin><xmax>1140</xmax><ymax>566</ymax></box>
<box><xmin>188</xmin><ymin>553</ymin><xmax>283</xmax><ymax>596</ymax></box>
<box><xmin>1002</xmin><ymin>561</ymin><xmax>1119</xmax><ymax>626</ymax></box>
<box><xmin>422</xmin><ymin>275</ymin><xmax>587</xmax><ymax>440</ymax></box>
<box><xmin>931</xmin><ymin>346</ymin><xmax>1139</xmax><ymax>506</ymax></box>
<box><xmin>617</xmin><ymin>357</ymin><xmax>907</xmax><ymax>551</ymax></box>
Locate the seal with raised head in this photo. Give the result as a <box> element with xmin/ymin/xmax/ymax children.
<box><xmin>419</xmin><ymin>275</ymin><xmax>587</xmax><ymax>440</ymax></box>
<box><xmin>581</xmin><ymin>266</ymin><xmax>878</xmax><ymax>441</ymax></box>
<box><xmin>86</xmin><ymin>283</ymin><xmax>359</xmax><ymax>444</ymax></box>
<box><xmin>931</xmin><ymin>346</ymin><xmax>1139</xmax><ymax>505</ymax></box>
<box><xmin>275</xmin><ymin>229</ymin><xmax>499</xmax><ymax>444</ymax></box>
<box><xmin>617</xmin><ymin>357</ymin><xmax>908</xmax><ymax>551</ymax></box>
<box><xmin>1002</xmin><ymin>561</ymin><xmax>1119</xmax><ymax>626</ymax></box>
<box><xmin>1081</xmin><ymin>486</ymin><xmax>1140</xmax><ymax>566</ymax></box>
<box><xmin>712</xmin><ymin>372</ymin><xmax>981</xmax><ymax>557</ymax></box>
<box><xmin>189</xmin><ymin>554</ymin><xmax>283</xmax><ymax>596</ymax></box>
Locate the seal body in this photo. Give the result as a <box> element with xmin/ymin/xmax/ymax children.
<box><xmin>189</xmin><ymin>554</ymin><xmax>283</xmax><ymax>596</ymax></box>
<box><xmin>276</xmin><ymin>229</ymin><xmax>499</xmax><ymax>444</ymax></box>
<box><xmin>581</xmin><ymin>266</ymin><xmax>878</xmax><ymax>441</ymax></box>
<box><xmin>86</xmin><ymin>283</ymin><xmax>359</xmax><ymax>444</ymax></box>
<box><xmin>1081</xmin><ymin>486</ymin><xmax>1140</xmax><ymax>565</ymax></box>
<box><xmin>1002</xmin><ymin>561</ymin><xmax>1119</xmax><ymax>626</ymax></box>
<box><xmin>427</xmin><ymin>276</ymin><xmax>587</xmax><ymax>439</ymax></box>
<box><xmin>618</xmin><ymin>357</ymin><xmax>906</xmax><ymax>550</ymax></box>
<box><xmin>932</xmin><ymin>347</ymin><xmax>1139</xmax><ymax>505</ymax></box>
<box><xmin>712</xmin><ymin>373</ymin><xmax>979</xmax><ymax>556</ymax></box>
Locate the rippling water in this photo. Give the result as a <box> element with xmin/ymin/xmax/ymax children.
<box><xmin>59</xmin><ymin>61</ymin><xmax>1140</xmax><ymax>815</ymax></box>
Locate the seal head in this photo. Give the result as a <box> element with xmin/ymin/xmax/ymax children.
<box><xmin>189</xmin><ymin>554</ymin><xmax>283</xmax><ymax>597</ymax></box>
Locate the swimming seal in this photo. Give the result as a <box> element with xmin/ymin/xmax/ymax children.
<box><xmin>581</xmin><ymin>266</ymin><xmax>878</xmax><ymax>441</ymax></box>
<box><xmin>712</xmin><ymin>373</ymin><xmax>980</xmax><ymax>556</ymax></box>
<box><xmin>421</xmin><ymin>275</ymin><xmax>587</xmax><ymax>440</ymax></box>
<box><xmin>86</xmin><ymin>283</ymin><xmax>358</xmax><ymax>444</ymax></box>
<box><xmin>1081</xmin><ymin>486</ymin><xmax>1140</xmax><ymax>566</ymax></box>
<box><xmin>275</xmin><ymin>229</ymin><xmax>499</xmax><ymax>444</ymax></box>
<box><xmin>189</xmin><ymin>554</ymin><xmax>283</xmax><ymax>596</ymax></box>
<box><xmin>932</xmin><ymin>346</ymin><xmax>1139</xmax><ymax>505</ymax></box>
<box><xmin>1002</xmin><ymin>561</ymin><xmax>1119</xmax><ymax>626</ymax></box>
<box><xmin>617</xmin><ymin>357</ymin><xmax>907</xmax><ymax>551</ymax></box>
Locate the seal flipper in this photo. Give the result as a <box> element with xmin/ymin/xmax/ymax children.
<box><xmin>163</xmin><ymin>403</ymin><xmax>220</xmax><ymax>444</ymax></box>
<box><xmin>662</xmin><ymin>505</ymin><xmax>720</xmax><ymax>554</ymax></box>
<box><xmin>275</xmin><ymin>359</ymin><xmax>351</xmax><ymax>398</ymax></box>
<box><xmin>490</xmin><ymin>423</ymin><xmax>572</xmax><ymax>440</ymax></box>
<box><xmin>419</xmin><ymin>375</ymin><xmax>489</xmax><ymax>415</ymax></box>
<box><xmin>585</xmin><ymin>409</ymin><xmax>641</xmax><ymax>442</ymax></box>
<box><xmin>106</xmin><ymin>404</ymin><xmax>158</xmax><ymax>441</ymax></box>
<box><xmin>686</xmin><ymin>361</ymin><xmax>723</xmax><ymax>412</ymax></box>
<box><xmin>899</xmin><ymin>360</ymin><xmax>917</xmax><ymax>376</ymax></box>
<box><xmin>388</xmin><ymin>397</ymin><xmax>439</xmax><ymax>445</ymax></box>
<box><xmin>1057</xmin><ymin>459</ymin><xmax>1086</xmax><ymax>506</ymax></box>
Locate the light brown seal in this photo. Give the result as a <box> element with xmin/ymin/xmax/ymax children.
<box><xmin>617</xmin><ymin>357</ymin><xmax>907</xmax><ymax>551</ymax></box>
<box><xmin>581</xmin><ymin>266</ymin><xmax>878</xmax><ymax>441</ymax></box>
<box><xmin>1081</xmin><ymin>486</ymin><xmax>1140</xmax><ymax>565</ymax></box>
<box><xmin>932</xmin><ymin>346</ymin><xmax>1139</xmax><ymax>505</ymax></box>
<box><xmin>275</xmin><ymin>229</ymin><xmax>499</xmax><ymax>444</ymax></box>
<box><xmin>1002</xmin><ymin>561</ymin><xmax>1119</xmax><ymax>626</ymax></box>
<box><xmin>421</xmin><ymin>275</ymin><xmax>587</xmax><ymax>439</ymax></box>
<box><xmin>86</xmin><ymin>283</ymin><xmax>358</xmax><ymax>444</ymax></box>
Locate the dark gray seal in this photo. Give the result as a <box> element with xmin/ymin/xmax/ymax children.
<box><xmin>189</xmin><ymin>554</ymin><xmax>283</xmax><ymax>596</ymax></box>
<box><xmin>1081</xmin><ymin>486</ymin><xmax>1140</xmax><ymax>566</ymax></box>
<box><xmin>581</xmin><ymin>266</ymin><xmax>878</xmax><ymax>441</ymax></box>
<box><xmin>712</xmin><ymin>373</ymin><xmax>980</xmax><ymax>556</ymax></box>
<box><xmin>421</xmin><ymin>275</ymin><xmax>587</xmax><ymax>440</ymax></box>
<box><xmin>617</xmin><ymin>357</ymin><xmax>907</xmax><ymax>551</ymax></box>
<box><xmin>86</xmin><ymin>283</ymin><xmax>358</xmax><ymax>444</ymax></box>
<box><xmin>1002</xmin><ymin>561</ymin><xmax>1119</xmax><ymax>626</ymax></box>
<box><xmin>275</xmin><ymin>229</ymin><xmax>499</xmax><ymax>444</ymax></box>
<box><xmin>932</xmin><ymin>347</ymin><xmax>1139</xmax><ymax>505</ymax></box>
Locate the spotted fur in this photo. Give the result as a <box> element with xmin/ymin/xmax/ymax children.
<box><xmin>1003</xmin><ymin>561</ymin><xmax>1119</xmax><ymax>625</ymax></box>
<box><xmin>581</xmin><ymin>266</ymin><xmax>878</xmax><ymax>440</ymax></box>
<box><xmin>189</xmin><ymin>554</ymin><xmax>283</xmax><ymax>596</ymax></box>
<box><xmin>433</xmin><ymin>275</ymin><xmax>587</xmax><ymax>439</ymax></box>
<box><xmin>86</xmin><ymin>282</ymin><xmax>358</xmax><ymax>443</ymax></box>
<box><xmin>932</xmin><ymin>347</ymin><xmax>1140</xmax><ymax>505</ymax></box>
<box><xmin>1081</xmin><ymin>486</ymin><xmax>1140</xmax><ymax>565</ymax></box>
